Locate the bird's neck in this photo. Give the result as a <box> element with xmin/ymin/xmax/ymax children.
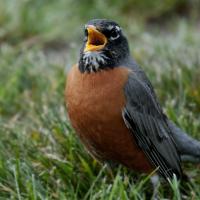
<box><xmin>78</xmin><ymin>52</ymin><xmax>131</xmax><ymax>74</ymax></box>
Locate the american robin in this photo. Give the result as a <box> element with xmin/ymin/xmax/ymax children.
<box><xmin>65</xmin><ymin>19</ymin><xmax>200</xmax><ymax>180</ymax></box>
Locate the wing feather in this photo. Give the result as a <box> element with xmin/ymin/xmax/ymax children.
<box><xmin>123</xmin><ymin>72</ymin><xmax>182</xmax><ymax>179</ymax></box>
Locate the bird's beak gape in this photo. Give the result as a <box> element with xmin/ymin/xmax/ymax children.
<box><xmin>84</xmin><ymin>25</ymin><xmax>107</xmax><ymax>52</ymax></box>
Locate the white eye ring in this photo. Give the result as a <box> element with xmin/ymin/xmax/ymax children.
<box><xmin>109</xmin><ymin>26</ymin><xmax>121</xmax><ymax>40</ymax></box>
<box><xmin>110</xmin><ymin>34</ymin><xmax>120</xmax><ymax>40</ymax></box>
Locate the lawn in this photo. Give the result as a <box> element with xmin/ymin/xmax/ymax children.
<box><xmin>0</xmin><ymin>1</ymin><xmax>200</xmax><ymax>199</ymax></box>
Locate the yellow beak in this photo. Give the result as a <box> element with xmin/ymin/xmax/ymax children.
<box><xmin>84</xmin><ymin>25</ymin><xmax>107</xmax><ymax>52</ymax></box>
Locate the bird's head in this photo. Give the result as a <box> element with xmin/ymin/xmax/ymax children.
<box><xmin>79</xmin><ymin>19</ymin><xmax>130</xmax><ymax>73</ymax></box>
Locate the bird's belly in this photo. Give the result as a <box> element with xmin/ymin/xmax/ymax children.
<box><xmin>65</xmin><ymin>65</ymin><xmax>152</xmax><ymax>172</ymax></box>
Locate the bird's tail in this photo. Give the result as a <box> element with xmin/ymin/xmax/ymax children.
<box><xmin>168</xmin><ymin>120</ymin><xmax>200</xmax><ymax>163</ymax></box>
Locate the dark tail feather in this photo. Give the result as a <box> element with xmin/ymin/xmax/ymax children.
<box><xmin>168</xmin><ymin>120</ymin><xmax>200</xmax><ymax>163</ymax></box>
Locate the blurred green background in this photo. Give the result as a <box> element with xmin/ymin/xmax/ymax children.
<box><xmin>0</xmin><ymin>0</ymin><xmax>200</xmax><ymax>44</ymax></box>
<box><xmin>0</xmin><ymin>0</ymin><xmax>200</xmax><ymax>199</ymax></box>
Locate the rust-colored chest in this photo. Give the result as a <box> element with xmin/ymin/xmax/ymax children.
<box><xmin>65</xmin><ymin>65</ymin><xmax>152</xmax><ymax>172</ymax></box>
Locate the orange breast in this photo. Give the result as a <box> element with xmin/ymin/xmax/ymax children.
<box><xmin>65</xmin><ymin>65</ymin><xmax>152</xmax><ymax>172</ymax></box>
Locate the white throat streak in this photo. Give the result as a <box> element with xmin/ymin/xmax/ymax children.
<box><xmin>83</xmin><ymin>51</ymin><xmax>108</xmax><ymax>72</ymax></box>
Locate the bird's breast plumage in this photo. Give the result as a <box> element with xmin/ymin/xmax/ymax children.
<box><xmin>65</xmin><ymin>65</ymin><xmax>152</xmax><ymax>172</ymax></box>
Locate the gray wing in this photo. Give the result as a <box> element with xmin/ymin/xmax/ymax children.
<box><xmin>122</xmin><ymin>71</ymin><xmax>182</xmax><ymax>179</ymax></box>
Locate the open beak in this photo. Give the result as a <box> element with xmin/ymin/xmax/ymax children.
<box><xmin>84</xmin><ymin>25</ymin><xmax>107</xmax><ymax>52</ymax></box>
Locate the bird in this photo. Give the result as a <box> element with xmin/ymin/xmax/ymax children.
<box><xmin>65</xmin><ymin>19</ymin><xmax>200</xmax><ymax>181</ymax></box>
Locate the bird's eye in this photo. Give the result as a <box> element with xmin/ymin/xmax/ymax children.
<box><xmin>110</xmin><ymin>29</ymin><xmax>120</xmax><ymax>40</ymax></box>
<box><xmin>84</xmin><ymin>28</ymin><xmax>88</xmax><ymax>36</ymax></box>
<box><xmin>84</xmin><ymin>28</ymin><xmax>88</xmax><ymax>42</ymax></box>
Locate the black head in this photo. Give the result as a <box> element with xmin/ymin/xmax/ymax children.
<box><xmin>79</xmin><ymin>19</ymin><xmax>130</xmax><ymax>73</ymax></box>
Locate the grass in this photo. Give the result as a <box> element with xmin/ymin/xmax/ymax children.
<box><xmin>0</xmin><ymin>1</ymin><xmax>200</xmax><ymax>199</ymax></box>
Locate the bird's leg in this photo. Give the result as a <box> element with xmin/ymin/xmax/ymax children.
<box><xmin>150</xmin><ymin>174</ymin><xmax>160</xmax><ymax>200</ymax></box>
<box><xmin>105</xmin><ymin>161</ymin><xmax>118</xmax><ymax>180</ymax></box>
